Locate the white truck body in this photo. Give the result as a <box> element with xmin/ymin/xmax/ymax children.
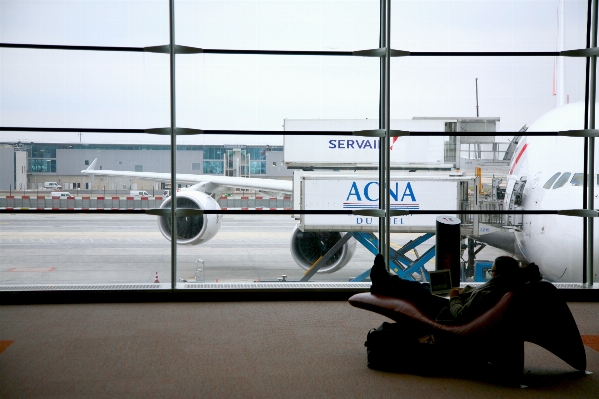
<box><xmin>294</xmin><ymin>171</ymin><xmax>473</xmax><ymax>233</ymax></box>
<box><xmin>284</xmin><ymin>119</ymin><xmax>451</xmax><ymax>169</ymax></box>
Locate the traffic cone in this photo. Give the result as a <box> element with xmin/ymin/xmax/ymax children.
<box><xmin>154</xmin><ymin>272</ymin><xmax>160</xmax><ymax>283</ymax></box>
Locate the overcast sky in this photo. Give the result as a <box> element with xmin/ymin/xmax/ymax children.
<box><xmin>0</xmin><ymin>0</ymin><xmax>591</xmax><ymax>146</ymax></box>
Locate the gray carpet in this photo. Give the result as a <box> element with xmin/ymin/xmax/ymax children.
<box><xmin>1</xmin><ymin>301</ymin><xmax>598</xmax><ymax>398</ymax></box>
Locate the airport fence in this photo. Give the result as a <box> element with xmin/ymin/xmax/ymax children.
<box><xmin>0</xmin><ymin>195</ymin><xmax>292</xmax><ymax>210</ymax></box>
<box><xmin>217</xmin><ymin>196</ymin><xmax>291</xmax><ymax>210</ymax></box>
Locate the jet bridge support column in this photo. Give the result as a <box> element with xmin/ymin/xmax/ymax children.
<box><xmin>435</xmin><ymin>216</ymin><xmax>462</xmax><ymax>287</ymax></box>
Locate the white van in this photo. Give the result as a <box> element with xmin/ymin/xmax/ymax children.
<box><xmin>130</xmin><ymin>190</ymin><xmax>150</xmax><ymax>197</ymax></box>
<box><xmin>44</xmin><ymin>182</ymin><xmax>62</xmax><ymax>189</ymax></box>
<box><xmin>51</xmin><ymin>192</ymin><xmax>72</xmax><ymax>198</ymax></box>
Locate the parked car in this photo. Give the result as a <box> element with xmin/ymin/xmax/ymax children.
<box><xmin>44</xmin><ymin>182</ymin><xmax>62</xmax><ymax>189</ymax></box>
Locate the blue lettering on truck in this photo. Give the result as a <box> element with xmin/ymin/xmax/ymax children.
<box><xmin>328</xmin><ymin>139</ymin><xmax>379</xmax><ymax>149</ymax></box>
<box><xmin>343</xmin><ymin>181</ymin><xmax>419</xmax><ymax>210</ymax></box>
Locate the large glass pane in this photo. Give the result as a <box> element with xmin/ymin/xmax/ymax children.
<box><xmin>0</xmin><ymin>136</ymin><xmax>174</xmax><ymax>287</ymax></box>
<box><xmin>176</xmin><ymin>0</ymin><xmax>379</xmax><ymax>51</ymax></box>
<box><xmin>1</xmin><ymin>0</ymin><xmax>168</xmax><ymax>47</ymax></box>
<box><xmin>176</xmin><ymin>54</ymin><xmax>379</xmax><ymax>131</ymax></box>
<box><xmin>391</xmin><ymin>0</ymin><xmax>588</xmax><ymax>52</ymax></box>
<box><xmin>391</xmin><ymin>56</ymin><xmax>587</xmax><ymax>130</ymax></box>
<box><xmin>0</xmin><ymin>212</ymin><xmax>171</xmax><ymax>286</ymax></box>
<box><xmin>0</xmin><ymin>49</ymin><xmax>169</xmax><ymax>129</ymax></box>
<box><xmin>172</xmin><ymin>214</ymin><xmax>378</xmax><ymax>284</ymax></box>
<box><xmin>390</xmin><ymin>44</ymin><xmax>591</xmax><ymax>283</ymax></box>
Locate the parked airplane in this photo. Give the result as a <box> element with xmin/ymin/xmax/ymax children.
<box><xmin>491</xmin><ymin>101</ymin><xmax>599</xmax><ymax>282</ymax></box>
<box><xmin>81</xmin><ymin>159</ymin><xmax>357</xmax><ymax>273</ymax></box>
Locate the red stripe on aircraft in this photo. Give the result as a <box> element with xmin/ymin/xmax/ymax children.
<box><xmin>509</xmin><ymin>143</ymin><xmax>528</xmax><ymax>175</ymax></box>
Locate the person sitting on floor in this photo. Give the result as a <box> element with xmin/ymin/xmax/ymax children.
<box><xmin>370</xmin><ymin>254</ymin><xmax>520</xmax><ymax>323</ymax></box>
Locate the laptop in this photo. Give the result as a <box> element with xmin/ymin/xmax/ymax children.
<box><xmin>428</xmin><ymin>270</ymin><xmax>453</xmax><ymax>297</ymax></box>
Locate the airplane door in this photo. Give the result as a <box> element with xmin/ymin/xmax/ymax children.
<box><xmin>507</xmin><ymin>176</ymin><xmax>527</xmax><ymax>226</ymax></box>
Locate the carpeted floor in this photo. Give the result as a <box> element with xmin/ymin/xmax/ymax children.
<box><xmin>0</xmin><ymin>301</ymin><xmax>598</xmax><ymax>398</ymax></box>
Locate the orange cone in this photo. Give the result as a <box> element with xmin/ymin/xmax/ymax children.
<box><xmin>154</xmin><ymin>272</ymin><xmax>160</xmax><ymax>283</ymax></box>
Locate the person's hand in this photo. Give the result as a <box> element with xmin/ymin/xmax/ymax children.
<box><xmin>449</xmin><ymin>288</ymin><xmax>462</xmax><ymax>298</ymax></box>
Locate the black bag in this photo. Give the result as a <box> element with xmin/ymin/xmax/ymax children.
<box><xmin>364</xmin><ymin>321</ymin><xmax>441</xmax><ymax>373</ymax></box>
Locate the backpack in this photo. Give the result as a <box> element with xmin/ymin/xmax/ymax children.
<box><xmin>364</xmin><ymin>321</ymin><xmax>443</xmax><ymax>373</ymax></box>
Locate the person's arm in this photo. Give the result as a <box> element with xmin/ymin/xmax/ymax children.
<box><xmin>447</xmin><ymin>287</ymin><xmax>469</xmax><ymax>320</ymax></box>
<box><xmin>449</xmin><ymin>295</ymin><xmax>466</xmax><ymax>319</ymax></box>
<box><xmin>449</xmin><ymin>290</ymin><xmax>497</xmax><ymax>321</ymax></box>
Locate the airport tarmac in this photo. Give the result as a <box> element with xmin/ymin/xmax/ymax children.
<box><xmin>0</xmin><ymin>212</ymin><xmax>510</xmax><ymax>287</ymax></box>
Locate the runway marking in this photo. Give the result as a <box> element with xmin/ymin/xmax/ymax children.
<box><xmin>0</xmin><ymin>341</ymin><xmax>14</xmax><ymax>354</ymax></box>
<box><xmin>9</xmin><ymin>267</ymin><xmax>55</xmax><ymax>272</ymax></box>
<box><xmin>581</xmin><ymin>335</ymin><xmax>599</xmax><ymax>352</ymax></box>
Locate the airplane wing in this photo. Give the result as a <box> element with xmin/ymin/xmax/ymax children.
<box><xmin>81</xmin><ymin>158</ymin><xmax>293</xmax><ymax>194</ymax></box>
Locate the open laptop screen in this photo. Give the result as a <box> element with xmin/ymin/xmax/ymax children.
<box><xmin>429</xmin><ymin>270</ymin><xmax>452</xmax><ymax>295</ymax></box>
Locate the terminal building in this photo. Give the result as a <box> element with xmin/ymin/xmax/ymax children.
<box><xmin>0</xmin><ymin>141</ymin><xmax>289</xmax><ymax>192</ymax></box>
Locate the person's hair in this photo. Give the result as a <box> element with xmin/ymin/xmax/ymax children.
<box><xmin>493</xmin><ymin>256</ymin><xmax>519</xmax><ymax>278</ymax></box>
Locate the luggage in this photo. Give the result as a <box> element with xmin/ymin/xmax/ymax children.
<box><xmin>364</xmin><ymin>322</ymin><xmax>442</xmax><ymax>373</ymax></box>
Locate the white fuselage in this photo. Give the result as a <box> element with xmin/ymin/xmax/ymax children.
<box><xmin>504</xmin><ymin>103</ymin><xmax>599</xmax><ymax>282</ymax></box>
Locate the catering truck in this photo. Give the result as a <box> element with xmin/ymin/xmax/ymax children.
<box><xmin>293</xmin><ymin>170</ymin><xmax>474</xmax><ymax>234</ymax></box>
<box><xmin>287</xmin><ymin>170</ymin><xmax>479</xmax><ymax>276</ymax></box>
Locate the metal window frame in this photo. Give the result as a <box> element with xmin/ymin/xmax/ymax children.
<box><xmin>0</xmin><ymin>0</ymin><xmax>597</xmax><ymax>290</ymax></box>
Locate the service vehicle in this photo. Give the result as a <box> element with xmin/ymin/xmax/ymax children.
<box><xmin>50</xmin><ymin>192</ymin><xmax>72</xmax><ymax>198</ymax></box>
<box><xmin>130</xmin><ymin>190</ymin><xmax>150</xmax><ymax>196</ymax></box>
<box><xmin>44</xmin><ymin>182</ymin><xmax>62</xmax><ymax>189</ymax></box>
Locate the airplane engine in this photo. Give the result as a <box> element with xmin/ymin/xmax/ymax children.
<box><xmin>290</xmin><ymin>224</ymin><xmax>357</xmax><ymax>273</ymax></box>
<box><xmin>157</xmin><ymin>191</ymin><xmax>222</xmax><ymax>245</ymax></box>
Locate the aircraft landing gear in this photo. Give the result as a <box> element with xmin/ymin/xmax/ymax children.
<box><xmin>462</xmin><ymin>237</ymin><xmax>486</xmax><ymax>281</ymax></box>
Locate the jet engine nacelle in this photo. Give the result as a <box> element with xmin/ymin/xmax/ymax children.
<box><xmin>157</xmin><ymin>191</ymin><xmax>222</xmax><ymax>245</ymax></box>
<box><xmin>290</xmin><ymin>224</ymin><xmax>357</xmax><ymax>273</ymax></box>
